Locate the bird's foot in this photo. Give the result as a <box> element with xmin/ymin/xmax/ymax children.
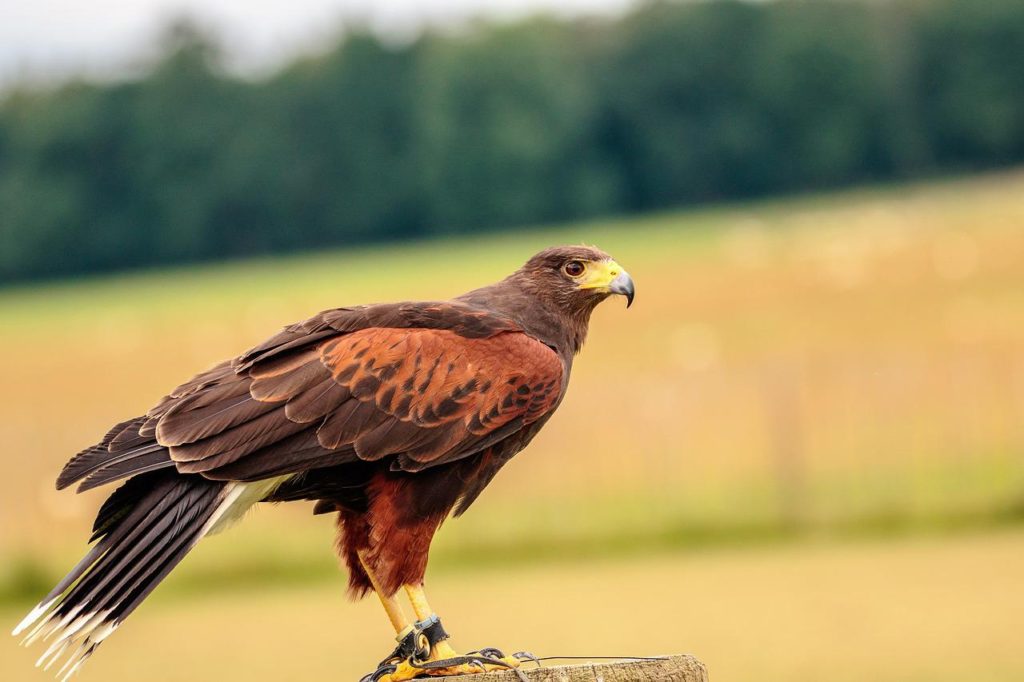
<box><xmin>363</xmin><ymin>617</ymin><xmax>533</xmax><ymax>682</ymax></box>
<box><xmin>404</xmin><ymin>642</ymin><xmax>526</xmax><ymax>678</ymax></box>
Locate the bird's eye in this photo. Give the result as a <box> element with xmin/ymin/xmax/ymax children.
<box><xmin>563</xmin><ymin>260</ymin><xmax>586</xmax><ymax>277</ymax></box>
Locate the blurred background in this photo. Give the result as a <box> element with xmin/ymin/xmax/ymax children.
<box><xmin>2</xmin><ymin>0</ymin><xmax>1023</xmax><ymax>680</ymax></box>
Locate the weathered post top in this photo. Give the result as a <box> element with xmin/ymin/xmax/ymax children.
<box><xmin>429</xmin><ymin>655</ymin><xmax>708</xmax><ymax>682</ymax></box>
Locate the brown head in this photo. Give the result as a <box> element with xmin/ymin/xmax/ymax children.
<box><xmin>460</xmin><ymin>245</ymin><xmax>634</xmax><ymax>356</ymax></box>
<box><xmin>515</xmin><ymin>245</ymin><xmax>634</xmax><ymax>310</ymax></box>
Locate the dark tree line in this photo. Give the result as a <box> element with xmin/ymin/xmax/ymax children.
<box><xmin>2</xmin><ymin>0</ymin><xmax>1023</xmax><ymax>282</ymax></box>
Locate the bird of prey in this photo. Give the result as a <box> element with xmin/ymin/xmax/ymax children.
<box><xmin>14</xmin><ymin>245</ymin><xmax>634</xmax><ymax>681</ymax></box>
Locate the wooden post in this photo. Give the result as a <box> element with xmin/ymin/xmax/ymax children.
<box><xmin>429</xmin><ymin>655</ymin><xmax>708</xmax><ymax>681</ymax></box>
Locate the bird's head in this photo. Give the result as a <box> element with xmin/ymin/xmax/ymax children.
<box><xmin>517</xmin><ymin>245</ymin><xmax>635</xmax><ymax>316</ymax></box>
<box><xmin>457</xmin><ymin>245</ymin><xmax>634</xmax><ymax>355</ymax></box>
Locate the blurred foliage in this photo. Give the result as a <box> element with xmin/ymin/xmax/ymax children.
<box><xmin>1</xmin><ymin>0</ymin><xmax>1024</xmax><ymax>282</ymax></box>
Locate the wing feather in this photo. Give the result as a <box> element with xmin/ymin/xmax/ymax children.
<box><xmin>156</xmin><ymin>393</ymin><xmax>276</xmax><ymax>447</ymax></box>
<box><xmin>58</xmin><ymin>302</ymin><xmax>563</xmax><ymax>489</ymax></box>
<box><xmin>283</xmin><ymin>379</ymin><xmax>350</xmax><ymax>423</ymax></box>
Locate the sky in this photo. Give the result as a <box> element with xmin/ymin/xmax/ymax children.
<box><xmin>0</xmin><ymin>0</ymin><xmax>635</xmax><ymax>88</ymax></box>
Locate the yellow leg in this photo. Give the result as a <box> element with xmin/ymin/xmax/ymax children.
<box><xmin>358</xmin><ymin>551</ymin><xmax>414</xmax><ymax>638</ymax></box>
<box><xmin>375</xmin><ymin>582</ymin><xmax>521</xmax><ymax>681</ymax></box>
<box><xmin>404</xmin><ymin>583</ymin><xmax>434</xmax><ymax>622</ymax></box>
<box><xmin>403</xmin><ymin>583</ymin><xmax>459</xmax><ymax>660</ymax></box>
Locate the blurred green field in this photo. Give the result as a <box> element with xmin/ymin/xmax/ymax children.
<box><xmin>2</xmin><ymin>170</ymin><xmax>1024</xmax><ymax>680</ymax></box>
<box><xmin>4</xmin><ymin>529</ymin><xmax>1024</xmax><ymax>682</ymax></box>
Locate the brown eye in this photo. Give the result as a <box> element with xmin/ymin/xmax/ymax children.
<box><xmin>563</xmin><ymin>260</ymin><xmax>586</xmax><ymax>277</ymax></box>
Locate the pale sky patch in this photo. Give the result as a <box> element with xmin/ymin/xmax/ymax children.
<box><xmin>0</xmin><ymin>0</ymin><xmax>635</xmax><ymax>88</ymax></box>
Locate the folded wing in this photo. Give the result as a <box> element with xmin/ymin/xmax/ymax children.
<box><xmin>57</xmin><ymin>303</ymin><xmax>563</xmax><ymax>490</ymax></box>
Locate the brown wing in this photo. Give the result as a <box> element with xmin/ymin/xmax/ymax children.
<box><xmin>170</xmin><ymin>327</ymin><xmax>563</xmax><ymax>478</ymax></box>
<box><xmin>58</xmin><ymin>303</ymin><xmax>562</xmax><ymax>490</ymax></box>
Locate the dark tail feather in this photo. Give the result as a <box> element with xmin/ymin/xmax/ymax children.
<box><xmin>56</xmin><ymin>415</ymin><xmax>175</xmax><ymax>492</ymax></box>
<box><xmin>77</xmin><ymin>449</ymin><xmax>176</xmax><ymax>492</ymax></box>
<box><xmin>13</xmin><ymin>474</ymin><xmax>226</xmax><ymax>680</ymax></box>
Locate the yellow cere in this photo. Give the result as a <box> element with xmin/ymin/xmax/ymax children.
<box><xmin>577</xmin><ymin>259</ymin><xmax>624</xmax><ymax>290</ymax></box>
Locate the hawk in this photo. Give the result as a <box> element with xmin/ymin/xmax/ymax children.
<box><xmin>14</xmin><ymin>245</ymin><xmax>634</xmax><ymax>681</ymax></box>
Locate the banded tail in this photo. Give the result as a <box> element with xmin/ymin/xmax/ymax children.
<box><xmin>12</xmin><ymin>473</ymin><xmax>273</xmax><ymax>680</ymax></box>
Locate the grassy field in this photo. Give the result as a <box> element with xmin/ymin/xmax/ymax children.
<box><xmin>2</xmin><ymin>170</ymin><xmax>1024</xmax><ymax>680</ymax></box>
<box><xmin>4</xmin><ymin>528</ymin><xmax>1024</xmax><ymax>682</ymax></box>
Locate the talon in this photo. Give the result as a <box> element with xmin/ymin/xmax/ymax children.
<box><xmin>513</xmin><ymin>651</ymin><xmax>542</xmax><ymax>666</ymax></box>
<box><xmin>362</xmin><ymin>612</ymin><xmax>524</xmax><ymax>680</ymax></box>
<box><xmin>470</xmin><ymin>654</ymin><xmax>513</xmax><ymax>669</ymax></box>
<box><xmin>382</xmin><ymin>650</ymin><xmax>522</xmax><ymax>679</ymax></box>
<box><xmin>370</xmin><ymin>665</ymin><xmax>398</xmax><ymax>682</ymax></box>
<box><xmin>376</xmin><ymin>660</ymin><xmax>423</xmax><ymax>682</ymax></box>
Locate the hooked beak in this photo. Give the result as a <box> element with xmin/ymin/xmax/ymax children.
<box><xmin>578</xmin><ymin>259</ymin><xmax>635</xmax><ymax>308</ymax></box>
<box><xmin>610</xmin><ymin>270</ymin><xmax>635</xmax><ymax>308</ymax></box>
